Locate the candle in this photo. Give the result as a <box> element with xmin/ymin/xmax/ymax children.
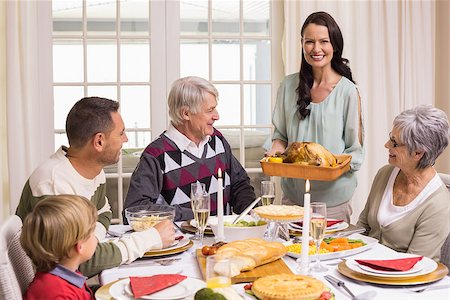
<box><xmin>216</xmin><ymin>168</ymin><xmax>225</xmax><ymax>241</ymax></box>
<box><xmin>300</xmin><ymin>179</ymin><xmax>311</xmax><ymax>274</ymax></box>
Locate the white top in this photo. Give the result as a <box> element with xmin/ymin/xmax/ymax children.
<box><xmin>165</xmin><ymin>123</ymin><xmax>210</xmax><ymax>158</ymax></box>
<box><xmin>377</xmin><ymin>167</ymin><xmax>441</xmax><ymax>226</ymax></box>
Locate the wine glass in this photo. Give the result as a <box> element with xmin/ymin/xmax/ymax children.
<box><xmin>192</xmin><ymin>192</ymin><xmax>210</xmax><ymax>246</ymax></box>
<box><xmin>260</xmin><ymin>181</ymin><xmax>275</xmax><ymax>206</ymax></box>
<box><xmin>310</xmin><ymin>202</ymin><xmax>328</xmax><ymax>272</ymax></box>
<box><xmin>190</xmin><ymin>182</ymin><xmax>206</xmax><ymax>240</ymax></box>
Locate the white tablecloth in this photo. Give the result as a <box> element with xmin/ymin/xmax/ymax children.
<box><xmin>99</xmin><ymin>225</ymin><xmax>450</xmax><ymax>299</ymax></box>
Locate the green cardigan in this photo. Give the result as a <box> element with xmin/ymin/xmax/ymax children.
<box><xmin>357</xmin><ymin>165</ymin><xmax>450</xmax><ymax>260</ymax></box>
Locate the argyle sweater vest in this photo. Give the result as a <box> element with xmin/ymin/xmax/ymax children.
<box><xmin>144</xmin><ymin>129</ymin><xmax>230</xmax><ymax>212</ymax></box>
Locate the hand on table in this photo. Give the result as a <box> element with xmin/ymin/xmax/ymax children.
<box><xmin>154</xmin><ymin>219</ymin><xmax>176</xmax><ymax>248</ymax></box>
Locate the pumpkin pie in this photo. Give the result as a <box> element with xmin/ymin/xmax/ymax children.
<box><xmin>253</xmin><ymin>204</ymin><xmax>304</xmax><ymax>221</ymax></box>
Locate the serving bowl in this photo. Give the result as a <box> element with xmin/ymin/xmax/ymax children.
<box><xmin>208</xmin><ymin>215</ymin><xmax>268</xmax><ymax>242</ymax></box>
<box><xmin>125</xmin><ymin>204</ymin><xmax>175</xmax><ymax>232</ymax></box>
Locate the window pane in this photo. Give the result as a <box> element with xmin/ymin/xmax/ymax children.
<box><xmin>87</xmin><ymin>40</ymin><xmax>117</xmax><ymax>82</ymax></box>
<box><xmin>180</xmin><ymin>0</ymin><xmax>208</xmax><ymax>35</ymax></box>
<box><xmin>212</xmin><ymin>40</ymin><xmax>240</xmax><ymax>81</ymax></box>
<box><xmin>243</xmin><ymin>1</ymin><xmax>270</xmax><ymax>36</ymax></box>
<box><xmin>87</xmin><ymin>86</ymin><xmax>117</xmax><ymax>100</ymax></box>
<box><xmin>86</xmin><ymin>0</ymin><xmax>116</xmax><ymax>36</ymax></box>
<box><xmin>244</xmin><ymin>128</ymin><xmax>271</xmax><ymax>167</ymax></box>
<box><xmin>120</xmin><ymin>85</ymin><xmax>150</xmax><ymax>129</ymax></box>
<box><xmin>53</xmin><ymin>40</ymin><xmax>84</xmax><ymax>83</ymax></box>
<box><xmin>54</xmin><ymin>133</ymin><xmax>69</xmax><ymax>151</ymax></box>
<box><xmin>121</xmin><ymin>40</ymin><xmax>150</xmax><ymax>82</ymax></box>
<box><xmin>120</xmin><ymin>0</ymin><xmax>149</xmax><ymax>36</ymax></box>
<box><xmin>125</xmin><ymin>131</ymin><xmax>151</xmax><ymax>149</ymax></box>
<box><xmin>180</xmin><ymin>39</ymin><xmax>209</xmax><ymax>79</ymax></box>
<box><xmin>243</xmin><ymin>39</ymin><xmax>271</xmax><ymax>80</ymax></box>
<box><xmin>215</xmin><ymin>84</ymin><xmax>240</xmax><ymax>126</ymax></box>
<box><xmin>53</xmin><ymin>86</ymin><xmax>84</xmax><ymax>130</ymax></box>
<box><xmin>244</xmin><ymin>84</ymin><xmax>271</xmax><ymax>125</ymax></box>
<box><xmin>212</xmin><ymin>0</ymin><xmax>239</xmax><ymax>36</ymax></box>
<box><xmin>52</xmin><ymin>0</ymin><xmax>83</xmax><ymax>36</ymax></box>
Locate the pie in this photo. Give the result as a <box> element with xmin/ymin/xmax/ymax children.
<box><xmin>251</xmin><ymin>274</ymin><xmax>325</xmax><ymax>300</ymax></box>
<box><xmin>253</xmin><ymin>204</ymin><xmax>304</xmax><ymax>221</ymax></box>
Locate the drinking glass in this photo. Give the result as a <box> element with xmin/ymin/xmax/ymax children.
<box><xmin>190</xmin><ymin>182</ymin><xmax>206</xmax><ymax>240</ymax></box>
<box><xmin>192</xmin><ymin>192</ymin><xmax>210</xmax><ymax>246</ymax></box>
<box><xmin>310</xmin><ymin>202</ymin><xmax>328</xmax><ymax>272</ymax></box>
<box><xmin>206</xmin><ymin>255</ymin><xmax>232</xmax><ymax>288</ymax></box>
<box><xmin>260</xmin><ymin>181</ymin><xmax>275</xmax><ymax>206</ymax></box>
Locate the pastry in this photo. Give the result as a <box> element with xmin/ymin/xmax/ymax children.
<box><xmin>215</xmin><ymin>238</ymin><xmax>286</xmax><ymax>275</ymax></box>
<box><xmin>251</xmin><ymin>274</ymin><xmax>325</xmax><ymax>300</ymax></box>
<box><xmin>253</xmin><ymin>204</ymin><xmax>304</xmax><ymax>221</ymax></box>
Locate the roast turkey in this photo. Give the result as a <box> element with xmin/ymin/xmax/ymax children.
<box><xmin>283</xmin><ymin>142</ymin><xmax>338</xmax><ymax>167</ymax></box>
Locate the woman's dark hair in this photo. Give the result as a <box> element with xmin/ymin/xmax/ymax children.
<box><xmin>296</xmin><ymin>11</ymin><xmax>355</xmax><ymax>119</ymax></box>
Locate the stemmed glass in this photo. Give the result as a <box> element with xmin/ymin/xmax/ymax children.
<box><xmin>310</xmin><ymin>202</ymin><xmax>328</xmax><ymax>272</ymax></box>
<box><xmin>260</xmin><ymin>181</ymin><xmax>277</xmax><ymax>239</ymax></box>
<box><xmin>192</xmin><ymin>192</ymin><xmax>210</xmax><ymax>246</ymax></box>
<box><xmin>190</xmin><ymin>182</ymin><xmax>206</xmax><ymax>240</ymax></box>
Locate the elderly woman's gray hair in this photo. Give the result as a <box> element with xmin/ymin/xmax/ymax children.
<box><xmin>168</xmin><ymin>76</ymin><xmax>219</xmax><ymax>126</ymax></box>
<box><xmin>393</xmin><ymin>105</ymin><xmax>449</xmax><ymax>169</ymax></box>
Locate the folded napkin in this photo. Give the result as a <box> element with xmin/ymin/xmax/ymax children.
<box><xmin>355</xmin><ymin>256</ymin><xmax>423</xmax><ymax>272</ymax></box>
<box><xmin>130</xmin><ymin>274</ymin><xmax>187</xmax><ymax>298</ymax></box>
<box><xmin>294</xmin><ymin>220</ymin><xmax>343</xmax><ymax>228</ymax></box>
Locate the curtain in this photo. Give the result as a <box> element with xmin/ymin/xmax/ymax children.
<box><xmin>0</xmin><ymin>1</ymin><xmax>8</xmax><ymax>221</ymax></box>
<box><xmin>5</xmin><ymin>0</ymin><xmax>53</xmax><ymax>215</ymax></box>
<box><xmin>282</xmin><ymin>1</ymin><xmax>437</xmax><ymax>223</ymax></box>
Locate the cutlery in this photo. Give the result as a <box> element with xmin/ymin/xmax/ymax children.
<box><xmin>232</xmin><ymin>197</ymin><xmax>261</xmax><ymax>224</ymax></box>
<box><xmin>324</xmin><ymin>275</ymin><xmax>356</xmax><ymax>298</ymax></box>
<box><xmin>119</xmin><ymin>257</ymin><xmax>182</xmax><ymax>268</ymax></box>
<box><xmin>107</xmin><ymin>229</ymin><xmax>133</xmax><ymax>237</ymax></box>
<box><xmin>323</xmin><ymin>227</ymin><xmax>366</xmax><ymax>239</ymax></box>
<box><xmin>410</xmin><ymin>284</ymin><xmax>450</xmax><ymax>293</ymax></box>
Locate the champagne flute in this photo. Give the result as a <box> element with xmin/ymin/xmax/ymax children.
<box><xmin>261</xmin><ymin>181</ymin><xmax>275</xmax><ymax>206</ymax></box>
<box><xmin>190</xmin><ymin>182</ymin><xmax>206</xmax><ymax>240</ymax></box>
<box><xmin>192</xmin><ymin>192</ymin><xmax>210</xmax><ymax>246</ymax></box>
<box><xmin>310</xmin><ymin>202</ymin><xmax>328</xmax><ymax>272</ymax></box>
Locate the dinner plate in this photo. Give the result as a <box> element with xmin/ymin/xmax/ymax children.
<box><xmin>143</xmin><ymin>239</ymin><xmax>193</xmax><ymax>258</ymax></box>
<box><xmin>285</xmin><ymin>234</ymin><xmax>378</xmax><ymax>261</ymax></box>
<box><xmin>345</xmin><ymin>254</ymin><xmax>438</xmax><ymax>279</ymax></box>
<box><xmin>190</xmin><ymin>219</ymin><xmax>212</xmax><ymax>230</ymax></box>
<box><xmin>338</xmin><ymin>261</ymin><xmax>449</xmax><ymax>285</ymax></box>
<box><xmin>109</xmin><ymin>277</ymin><xmax>206</xmax><ymax>300</ymax></box>
<box><xmin>357</xmin><ymin>261</ymin><xmax>423</xmax><ymax>275</ymax></box>
<box><xmin>289</xmin><ymin>219</ymin><xmax>349</xmax><ymax>233</ymax></box>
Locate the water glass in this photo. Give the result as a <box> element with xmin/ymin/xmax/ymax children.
<box><xmin>206</xmin><ymin>255</ymin><xmax>232</xmax><ymax>288</ymax></box>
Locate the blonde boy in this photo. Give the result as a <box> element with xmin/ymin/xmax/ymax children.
<box><xmin>21</xmin><ymin>195</ymin><xmax>98</xmax><ymax>299</ymax></box>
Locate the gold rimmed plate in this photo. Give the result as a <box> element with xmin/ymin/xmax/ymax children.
<box><xmin>143</xmin><ymin>239</ymin><xmax>193</xmax><ymax>258</ymax></box>
<box><xmin>337</xmin><ymin>261</ymin><xmax>449</xmax><ymax>285</ymax></box>
<box><xmin>180</xmin><ymin>220</ymin><xmax>214</xmax><ymax>236</ymax></box>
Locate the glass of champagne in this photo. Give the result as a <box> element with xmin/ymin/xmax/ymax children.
<box><xmin>192</xmin><ymin>192</ymin><xmax>210</xmax><ymax>246</ymax></box>
<box><xmin>261</xmin><ymin>181</ymin><xmax>275</xmax><ymax>206</ymax></box>
<box><xmin>190</xmin><ymin>182</ymin><xmax>206</xmax><ymax>240</ymax></box>
<box><xmin>310</xmin><ymin>202</ymin><xmax>328</xmax><ymax>272</ymax></box>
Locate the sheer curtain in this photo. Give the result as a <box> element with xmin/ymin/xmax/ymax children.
<box><xmin>4</xmin><ymin>1</ymin><xmax>53</xmax><ymax>215</ymax></box>
<box><xmin>282</xmin><ymin>1</ymin><xmax>438</xmax><ymax>222</ymax></box>
<box><xmin>1</xmin><ymin>1</ymin><xmax>8</xmax><ymax>220</ymax></box>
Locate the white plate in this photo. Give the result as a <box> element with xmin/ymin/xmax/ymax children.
<box><xmin>110</xmin><ymin>277</ymin><xmax>206</xmax><ymax>300</ymax></box>
<box><xmin>357</xmin><ymin>262</ymin><xmax>423</xmax><ymax>275</ymax></box>
<box><xmin>289</xmin><ymin>219</ymin><xmax>349</xmax><ymax>233</ymax></box>
<box><xmin>345</xmin><ymin>254</ymin><xmax>438</xmax><ymax>278</ymax></box>
<box><xmin>145</xmin><ymin>237</ymin><xmax>189</xmax><ymax>254</ymax></box>
<box><xmin>285</xmin><ymin>234</ymin><xmax>378</xmax><ymax>261</ymax></box>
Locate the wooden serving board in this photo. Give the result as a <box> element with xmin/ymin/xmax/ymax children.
<box><xmin>196</xmin><ymin>249</ymin><xmax>293</xmax><ymax>284</ymax></box>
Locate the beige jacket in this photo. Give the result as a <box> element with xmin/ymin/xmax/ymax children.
<box><xmin>357</xmin><ymin>165</ymin><xmax>450</xmax><ymax>261</ymax></box>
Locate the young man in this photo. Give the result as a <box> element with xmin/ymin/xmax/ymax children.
<box><xmin>16</xmin><ymin>97</ymin><xmax>175</xmax><ymax>277</ymax></box>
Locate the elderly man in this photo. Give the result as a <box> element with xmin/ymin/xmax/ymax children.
<box><xmin>16</xmin><ymin>97</ymin><xmax>175</xmax><ymax>277</ymax></box>
<box><xmin>125</xmin><ymin>76</ymin><xmax>256</xmax><ymax>221</ymax></box>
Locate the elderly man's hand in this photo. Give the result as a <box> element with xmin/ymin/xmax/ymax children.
<box><xmin>154</xmin><ymin>219</ymin><xmax>176</xmax><ymax>248</ymax></box>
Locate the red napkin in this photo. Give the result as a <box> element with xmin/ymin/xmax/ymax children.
<box><xmin>130</xmin><ymin>274</ymin><xmax>187</xmax><ymax>298</ymax></box>
<box><xmin>355</xmin><ymin>256</ymin><xmax>423</xmax><ymax>272</ymax></box>
<box><xmin>294</xmin><ymin>220</ymin><xmax>343</xmax><ymax>227</ymax></box>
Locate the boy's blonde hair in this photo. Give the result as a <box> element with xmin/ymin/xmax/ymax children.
<box><xmin>20</xmin><ymin>195</ymin><xmax>97</xmax><ymax>272</ymax></box>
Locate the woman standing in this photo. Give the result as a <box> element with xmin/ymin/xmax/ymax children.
<box><xmin>268</xmin><ymin>12</ymin><xmax>364</xmax><ymax>222</ymax></box>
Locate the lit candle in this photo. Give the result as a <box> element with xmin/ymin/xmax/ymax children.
<box><xmin>216</xmin><ymin>168</ymin><xmax>225</xmax><ymax>241</ymax></box>
<box><xmin>300</xmin><ymin>179</ymin><xmax>311</xmax><ymax>274</ymax></box>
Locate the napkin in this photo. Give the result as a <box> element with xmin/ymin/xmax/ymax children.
<box><xmin>355</xmin><ymin>256</ymin><xmax>423</xmax><ymax>272</ymax></box>
<box><xmin>130</xmin><ymin>274</ymin><xmax>187</xmax><ymax>298</ymax></box>
<box><xmin>294</xmin><ymin>220</ymin><xmax>343</xmax><ymax>228</ymax></box>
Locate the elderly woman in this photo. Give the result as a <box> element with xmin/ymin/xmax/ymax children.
<box><xmin>357</xmin><ymin>105</ymin><xmax>450</xmax><ymax>260</ymax></box>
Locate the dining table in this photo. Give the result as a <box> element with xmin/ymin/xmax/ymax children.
<box><xmin>96</xmin><ymin>224</ymin><xmax>450</xmax><ymax>300</ymax></box>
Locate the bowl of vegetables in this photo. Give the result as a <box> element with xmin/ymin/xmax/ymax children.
<box><xmin>208</xmin><ymin>215</ymin><xmax>268</xmax><ymax>242</ymax></box>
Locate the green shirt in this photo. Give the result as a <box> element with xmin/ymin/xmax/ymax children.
<box><xmin>272</xmin><ymin>74</ymin><xmax>365</xmax><ymax>206</ymax></box>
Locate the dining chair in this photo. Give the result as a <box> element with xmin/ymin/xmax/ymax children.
<box><xmin>0</xmin><ymin>215</ymin><xmax>35</xmax><ymax>299</ymax></box>
<box><xmin>438</xmin><ymin>173</ymin><xmax>450</xmax><ymax>270</ymax></box>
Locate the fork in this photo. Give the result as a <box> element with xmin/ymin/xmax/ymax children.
<box><xmin>324</xmin><ymin>275</ymin><xmax>356</xmax><ymax>298</ymax></box>
<box><xmin>410</xmin><ymin>284</ymin><xmax>450</xmax><ymax>293</ymax></box>
<box><xmin>154</xmin><ymin>258</ymin><xmax>180</xmax><ymax>266</ymax></box>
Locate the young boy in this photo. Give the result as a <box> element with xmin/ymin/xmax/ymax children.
<box><xmin>21</xmin><ymin>195</ymin><xmax>98</xmax><ymax>299</ymax></box>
